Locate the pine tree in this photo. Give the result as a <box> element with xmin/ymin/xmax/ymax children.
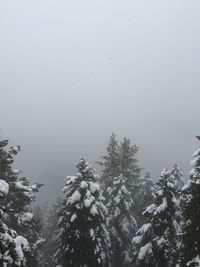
<box><xmin>33</xmin><ymin>205</ymin><xmax>44</xmax><ymax>226</ymax></box>
<box><xmin>0</xmin><ymin>178</ymin><xmax>30</xmax><ymax>266</ymax></box>
<box><xmin>169</xmin><ymin>164</ymin><xmax>184</xmax><ymax>193</ymax></box>
<box><xmin>0</xmin><ymin>139</ymin><xmax>43</xmax><ymax>266</ymax></box>
<box><xmin>119</xmin><ymin>137</ymin><xmax>142</xmax><ymax>223</ymax></box>
<box><xmin>133</xmin><ymin>169</ymin><xmax>182</xmax><ymax>267</ymax></box>
<box><xmin>120</xmin><ymin>137</ymin><xmax>141</xmax><ymax>184</ymax></box>
<box><xmin>107</xmin><ymin>175</ymin><xmax>137</xmax><ymax>267</ymax></box>
<box><xmin>55</xmin><ymin>158</ymin><xmax>111</xmax><ymax>267</ymax></box>
<box><xmin>98</xmin><ymin>133</ymin><xmax>121</xmax><ymax>189</ymax></box>
<box><xmin>135</xmin><ymin>172</ymin><xmax>155</xmax><ymax>225</ymax></box>
<box><xmin>181</xmin><ymin>139</ymin><xmax>200</xmax><ymax>266</ymax></box>
<box><xmin>98</xmin><ymin>134</ymin><xmax>141</xmax><ymax>202</ymax></box>
<box><xmin>41</xmin><ymin>197</ymin><xmax>62</xmax><ymax>267</ymax></box>
<box><xmin>32</xmin><ymin>204</ymin><xmax>49</xmax><ymax>267</ymax></box>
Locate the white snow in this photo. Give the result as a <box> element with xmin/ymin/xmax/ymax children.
<box><xmin>138</xmin><ymin>223</ymin><xmax>151</xmax><ymax>234</ymax></box>
<box><xmin>1</xmin><ymin>229</ymin><xmax>13</xmax><ymax>244</ymax></box>
<box><xmin>157</xmin><ymin>189</ymin><xmax>163</xmax><ymax>196</ymax></box>
<box><xmin>15</xmin><ymin>181</ymin><xmax>32</xmax><ymax>191</ymax></box>
<box><xmin>69</xmin><ymin>190</ymin><xmax>81</xmax><ymax>204</ymax></box>
<box><xmin>122</xmin><ymin>221</ymin><xmax>129</xmax><ymax>233</ymax></box>
<box><xmin>89</xmin><ymin>182</ymin><xmax>100</xmax><ymax>194</ymax></box>
<box><xmin>121</xmin><ymin>185</ymin><xmax>128</xmax><ymax>194</ymax></box>
<box><xmin>80</xmin><ymin>181</ymin><xmax>88</xmax><ymax>189</ymax></box>
<box><xmin>0</xmin><ymin>179</ymin><xmax>9</xmax><ymax>195</ymax></box>
<box><xmin>157</xmin><ymin>237</ymin><xmax>166</xmax><ymax>246</ymax></box>
<box><xmin>138</xmin><ymin>243</ymin><xmax>152</xmax><ymax>260</ymax></box>
<box><xmin>84</xmin><ymin>198</ymin><xmax>92</xmax><ymax>208</ymax></box>
<box><xmin>133</xmin><ymin>223</ymin><xmax>151</xmax><ymax>245</ymax></box>
<box><xmin>12</xmin><ymin>146</ymin><xmax>20</xmax><ymax>153</ymax></box>
<box><xmin>14</xmin><ymin>236</ymin><xmax>29</xmax><ymax>264</ymax></box>
<box><xmin>191</xmin><ymin>158</ymin><xmax>198</xmax><ymax>167</ymax></box>
<box><xmin>12</xmin><ymin>169</ymin><xmax>21</xmax><ymax>175</ymax></box>
<box><xmin>90</xmin><ymin>204</ymin><xmax>98</xmax><ymax>216</ymax></box>
<box><xmin>132</xmin><ymin>235</ymin><xmax>142</xmax><ymax>245</ymax></box>
<box><xmin>114</xmin><ymin>195</ymin><xmax>121</xmax><ymax>204</ymax></box>
<box><xmin>143</xmin><ymin>204</ymin><xmax>156</xmax><ymax>214</ymax></box>
<box><xmin>90</xmin><ymin>228</ymin><xmax>95</xmax><ymax>239</ymax></box>
<box><xmin>155</xmin><ymin>197</ymin><xmax>167</xmax><ymax>213</ymax></box>
<box><xmin>187</xmin><ymin>255</ymin><xmax>200</xmax><ymax>266</ymax></box>
<box><xmin>193</xmin><ymin>149</ymin><xmax>200</xmax><ymax>158</ymax></box>
<box><xmin>70</xmin><ymin>213</ymin><xmax>77</xmax><ymax>222</ymax></box>
<box><xmin>35</xmin><ymin>237</ymin><xmax>45</xmax><ymax>246</ymax></box>
<box><xmin>18</xmin><ymin>212</ymin><xmax>33</xmax><ymax>225</ymax></box>
<box><xmin>124</xmin><ymin>250</ymin><xmax>132</xmax><ymax>264</ymax></box>
<box><xmin>63</xmin><ymin>176</ymin><xmax>77</xmax><ymax>193</ymax></box>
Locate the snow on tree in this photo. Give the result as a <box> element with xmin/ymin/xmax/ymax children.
<box><xmin>120</xmin><ymin>137</ymin><xmax>141</xmax><ymax>184</ymax></box>
<box><xmin>0</xmin><ymin>177</ymin><xmax>30</xmax><ymax>266</ymax></box>
<box><xmin>0</xmin><ymin>139</ymin><xmax>43</xmax><ymax>266</ymax></box>
<box><xmin>134</xmin><ymin>171</ymin><xmax>155</xmax><ymax>225</ymax></box>
<box><xmin>32</xmin><ymin>203</ymin><xmax>50</xmax><ymax>267</ymax></box>
<box><xmin>55</xmin><ymin>158</ymin><xmax>111</xmax><ymax>267</ymax></box>
<box><xmin>41</xmin><ymin>197</ymin><xmax>62</xmax><ymax>267</ymax></box>
<box><xmin>168</xmin><ymin>164</ymin><xmax>185</xmax><ymax>223</ymax></box>
<box><xmin>180</xmin><ymin>139</ymin><xmax>200</xmax><ymax>266</ymax></box>
<box><xmin>119</xmin><ymin>137</ymin><xmax>142</xmax><ymax>224</ymax></box>
<box><xmin>98</xmin><ymin>134</ymin><xmax>141</xmax><ymax>204</ymax></box>
<box><xmin>133</xmin><ymin>169</ymin><xmax>182</xmax><ymax>267</ymax></box>
<box><xmin>169</xmin><ymin>164</ymin><xmax>184</xmax><ymax>193</ymax></box>
<box><xmin>107</xmin><ymin>175</ymin><xmax>137</xmax><ymax>267</ymax></box>
<box><xmin>97</xmin><ymin>133</ymin><xmax>121</xmax><ymax>190</ymax></box>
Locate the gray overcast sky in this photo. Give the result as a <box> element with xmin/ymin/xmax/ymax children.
<box><xmin>1</xmin><ymin>0</ymin><xmax>200</xmax><ymax>202</ymax></box>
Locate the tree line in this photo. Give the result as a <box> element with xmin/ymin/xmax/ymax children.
<box><xmin>0</xmin><ymin>133</ymin><xmax>200</xmax><ymax>267</ymax></box>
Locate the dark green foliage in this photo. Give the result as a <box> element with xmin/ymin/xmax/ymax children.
<box><xmin>0</xmin><ymin>139</ymin><xmax>43</xmax><ymax>266</ymax></box>
<box><xmin>98</xmin><ymin>133</ymin><xmax>121</xmax><ymax>189</ymax></box>
<box><xmin>55</xmin><ymin>158</ymin><xmax>110</xmax><ymax>267</ymax></box>
<box><xmin>107</xmin><ymin>175</ymin><xmax>137</xmax><ymax>267</ymax></box>
<box><xmin>133</xmin><ymin>169</ymin><xmax>182</xmax><ymax>267</ymax></box>
<box><xmin>40</xmin><ymin>198</ymin><xmax>62</xmax><ymax>267</ymax></box>
<box><xmin>181</xmin><ymin>143</ymin><xmax>200</xmax><ymax>266</ymax></box>
<box><xmin>134</xmin><ymin>172</ymin><xmax>155</xmax><ymax>225</ymax></box>
<box><xmin>98</xmin><ymin>134</ymin><xmax>141</xmax><ymax>201</ymax></box>
<box><xmin>120</xmin><ymin>137</ymin><xmax>141</xmax><ymax>183</ymax></box>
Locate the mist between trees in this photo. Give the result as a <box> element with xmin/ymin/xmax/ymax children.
<box><xmin>1</xmin><ymin>133</ymin><xmax>200</xmax><ymax>267</ymax></box>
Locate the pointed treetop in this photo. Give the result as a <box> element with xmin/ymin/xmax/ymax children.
<box><xmin>196</xmin><ymin>136</ymin><xmax>200</xmax><ymax>141</ymax></box>
<box><xmin>158</xmin><ymin>168</ymin><xmax>169</xmax><ymax>183</ymax></box>
<box><xmin>0</xmin><ymin>139</ymin><xmax>8</xmax><ymax>148</ymax></box>
<box><xmin>144</xmin><ymin>171</ymin><xmax>151</xmax><ymax>179</ymax></box>
<box><xmin>76</xmin><ymin>158</ymin><xmax>95</xmax><ymax>181</ymax></box>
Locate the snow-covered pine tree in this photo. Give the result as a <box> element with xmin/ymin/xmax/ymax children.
<box><xmin>32</xmin><ymin>204</ymin><xmax>50</xmax><ymax>267</ymax></box>
<box><xmin>168</xmin><ymin>164</ymin><xmax>185</xmax><ymax>226</ymax></box>
<box><xmin>0</xmin><ymin>178</ymin><xmax>30</xmax><ymax>266</ymax></box>
<box><xmin>181</xmin><ymin>139</ymin><xmax>200</xmax><ymax>266</ymax></box>
<box><xmin>119</xmin><ymin>137</ymin><xmax>142</xmax><ymax>223</ymax></box>
<box><xmin>120</xmin><ymin>137</ymin><xmax>141</xmax><ymax>184</ymax></box>
<box><xmin>135</xmin><ymin>172</ymin><xmax>155</xmax><ymax>225</ymax></box>
<box><xmin>0</xmin><ymin>139</ymin><xmax>43</xmax><ymax>266</ymax></box>
<box><xmin>55</xmin><ymin>158</ymin><xmax>110</xmax><ymax>267</ymax></box>
<box><xmin>133</xmin><ymin>169</ymin><xmax>182</xmax><ymax>267</ymax></box>
<box><xmin>169</xmin><ymin>164</ymin><xmax>184</xmax><ymax>193</ymax></box>
<box><xmin>107</xmin><ymin>175</ymin><xmax>137</xmax><ymax>267</ymax></box>
<box><xmin>97</xmin><ymin>133</ymin><xmax>121</xmax><ymax>190</ymax></box>
<box><xmin>33</xmin><ymin>205</ymin><xmax>44</xmax><ymax>226</ymax></box>
<box><xmin>98</xmin><ymin>134</ymin><xmax>141</xmax><ymax>204</ymax></box>
<box><xmin>41</xmin><ymin>197</ymin><xmax>62</xmax><ymax>267</ymax></box>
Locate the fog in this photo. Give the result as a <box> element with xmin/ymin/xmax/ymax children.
<box><xmin>1</xmin><ymin>0</ymin><xmax>200</xmax><ymax>202</ymax></box>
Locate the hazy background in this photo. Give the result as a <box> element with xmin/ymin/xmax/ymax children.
<box><xmin>1</xmin><ymin>0</ymin><xmax>200</xmax><ymax>202</ymax></box>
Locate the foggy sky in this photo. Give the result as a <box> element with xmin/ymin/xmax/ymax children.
<box><xmin>1</xmin><ymin>0</ymin><xmax>200</xmax><ymax>202</ymax></box>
